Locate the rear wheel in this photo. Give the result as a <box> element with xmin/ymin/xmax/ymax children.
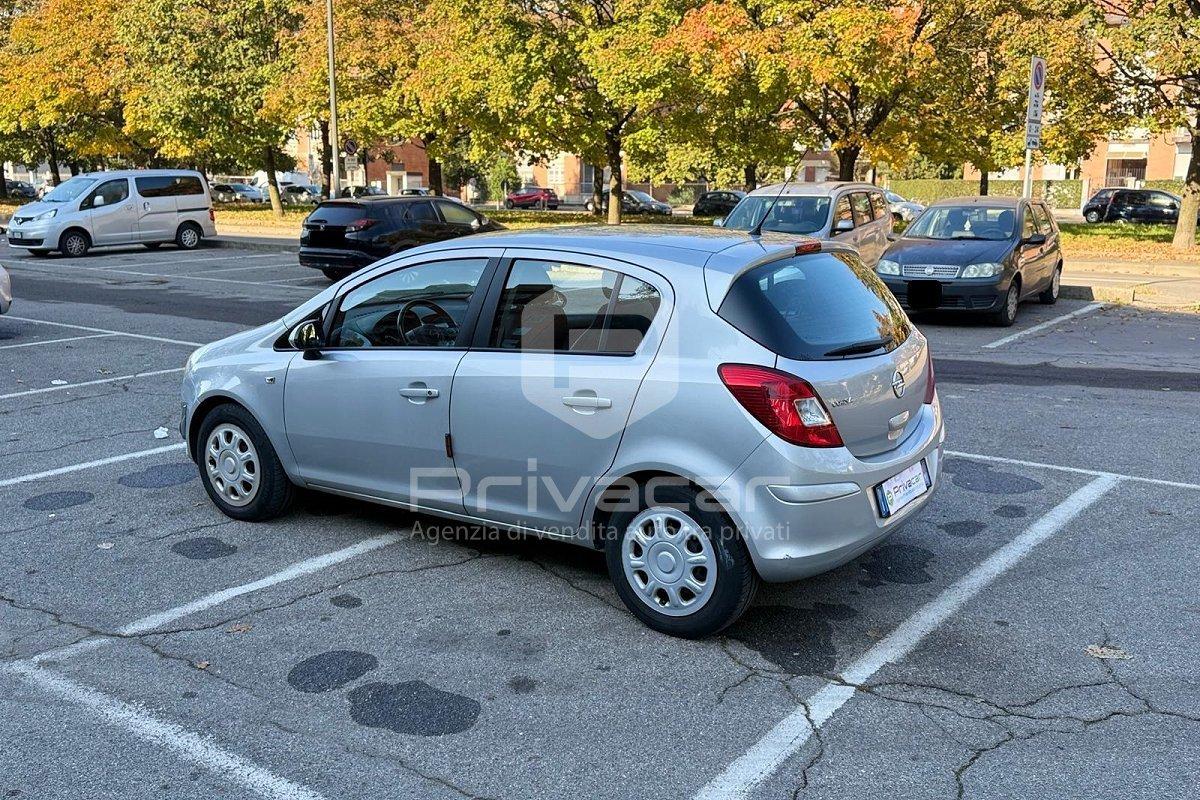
<box><xmin>321</xmin><ymin>268</ymin><xmax>349</xmax><ymax>281</ymax></box>
<box><xmin>1084</xmin><ymin>209</ymin><xmax>1101</xmax><ymax>223</ymax></box>
<box><xmin>604</xmin><ymin>485</ymin><xmax>758</xmax><ymax>638</ymax></box>
<box><xmin>993</xmin><ymin>282</ymin><xmax>1020</xmax><ymax>327</ymax></box>
<box><xmin>60</xmin><ymin>229</ymin><xmax>90</xmax><ymax>257</ymax></box>
<box><xmin>175</xmin><ymin>222</ymin><xmax>202</xmax><ymax>250</ymax></box>
<box><xmin>197</xmin><ymin>404</ymin><xmax>295</xmax><ymax>521</ymax></box>
<box><xmin>1039</xmin><ymin>265</ymin><xmax>1062</xmax><ymax>304</ymax></box>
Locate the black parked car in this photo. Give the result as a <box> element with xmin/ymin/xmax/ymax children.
<box><xmin>585</xmin><ymin>189</ymin><xmax>672</xmax><ymax>215</ymax></box>
<box><xmin>4</xmin><ymin>179</ymin><xmax>38</xmax><ymax>200</ymax></box>
<box><xmin>341</xmin><ymin>185</ymin><xmax>389</xmax><ymax>199</ymax></box>
<box><xmin>691</xmin><ymin>190</ymin><xmax>745</xmax><ymax>217</ymax></box>
<box><xmin>1082</xmin><ymin>188</ymin><xmax>1191</xmax><ymax>225</ymax></box>
<box><xmin>300</xmin><ymin>197</ymin><xmax>503</xmax><ymax>281</ymax></box>
<box><xmin>876</xmin><ymin>196</ymin><xmax>1063</xmax><ymax>326</ymax></box>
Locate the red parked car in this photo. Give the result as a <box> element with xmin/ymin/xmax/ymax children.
<box><xmin>505</xmin><ymin>186</ymin><xmax>559</xmax><ymax>210</ymax></box>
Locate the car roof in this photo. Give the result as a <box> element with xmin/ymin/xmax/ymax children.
<box><xmin>746</xmin><ymin>181</ymin><xmax>881</xmax><ymax>198</ymax></box>
<box><xmin>77</xmin><ymin>168</ymin><xmax>206</xmax><ymax>180</ymax></box>
<box><xmin>319</xmin><ymin>196</ymin><xmax>430</xmax><ymax>205</ymax></box>
<box><xmin>929</xmin><ymin>196</ymin><xmax>1027</xmax><ymax>208</ymax></box>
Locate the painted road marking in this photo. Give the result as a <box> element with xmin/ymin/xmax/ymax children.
<box><xmin>949</xmin><ymin>449</ymin><xmax>1200</xmax><ymax>491</ymax></box>
<box><xmin>983</xmin><ymin>302</ymin><xmax>1105</xmax><ymax>349</ymax></box>
<box><xmin>0</xmin><ymin>443</ymin><xmax>186</xmax><ymax>488</ymax></box>
<box><xmin>694</xmin><ymin>475</ymin><xmax>1120</xmax><ymax>800</ymax></box>
<box><xmin>0</xmin><ymin>367</ymin><xmax>186</xmax><ymax>401</ymax></box>
<box><xmin>2</xmin><ymin>315</ymin><xmax>203</xmax><ymax>347</ymax></box>
<box><xmin>0</xmin><ymin>332</ymin><xmax>117</xmax><ymax>350</ymax></box>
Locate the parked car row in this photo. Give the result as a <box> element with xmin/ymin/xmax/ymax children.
<box><xmin>584</xmin><ymin>189</ymin><xmax>673</xmax><ymax>216</ymax></box>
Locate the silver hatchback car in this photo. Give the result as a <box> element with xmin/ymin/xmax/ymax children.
<box><xmin>181</xmin><ymin>227</ymin><xmax>944</xmax><ymax>637</ymax></box>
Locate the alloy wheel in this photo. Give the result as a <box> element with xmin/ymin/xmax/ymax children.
<box><xmin>622</xmin><ymin>507</ymin><xmax>716</xmax><ymax>617</ymax></box>
<box><xmin>204</xmin><ymin>423</ymin><xmax>261</xmax><ymax>507</ymax></box>
<box><xmin>180</xmin><ymin>227</ymin><xmax>200</xmax><ymax>248</ymax></box>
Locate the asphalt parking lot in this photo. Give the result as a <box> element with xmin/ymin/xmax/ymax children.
<box><xmin>1</xmin><ymin>240</ymin><xmax>1198</xmax><ymax>800</ymax></box>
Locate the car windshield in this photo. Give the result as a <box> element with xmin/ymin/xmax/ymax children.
<box><xmin>885</xmin><ymin>192</ymin><xmax>904</xmax><ymax>203</ymax></box>
<box><xmin>904</xmin><ymin>205</ymin><xmax>1016</xmax><ymax>241</ymax></box>
<box><xmin>42</xmin><ymin>176</ymin><xmax>97</xmax><ymax>203</ymax></box>
<box><xmin>627</xmin><ymin>190</ymin><xmax>654</xmax><ymax>203</ymax></box>
<box><xmin>722</xmin><ymin>196</ymin><xmax>831</xmax><ymax>235</ymax></box>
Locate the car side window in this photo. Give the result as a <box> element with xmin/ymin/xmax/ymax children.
<box><xmin>869</xmin><ymin>191</ymin><xmax>888</xmax><ymax>218</ymax></box>
<box><xmin>84</xmin><ymin>179</ymin><xmax>129</xmax><ymax>209</ymax></box>
<box><xmin>489</xmin><ymin>259</ymin><xmax>660</xmax><ymax>355</ymax></box>
<box><xmin>1149</xmin><ymin>193</ymin><xmax>1175</xmax><ymax>208</ymax></box>
<box><xmin>850</xmin><ymin>193</ymin><xmax>873</xmax><ymax>225</ymax></box>
<box><xmin>834</xmin><ymin>195</ymin><xmax>854</xmax><ymax>228</ymax></box>
<box><xmin>327</xmin><ymin>258</ymin><xmax>488</xmax><ymax>349</ymax></box>
<box><xmin>1032</xmin><ymin>203</ymin><xmax>1053</xmax><ymax>232</ymax></box>
<box><xmin>435</xmin><ymin>200</ymin><xmax>479</xmax><ymax>226</ymax></box>
<box><xmin>407</xmin><ymin>201</ymin><xmax>437</xmax><ymax>222</ymax></box>
<box><xmin>1021</xmin><ymin>207</ymin><xmax>1036</xmax><ymax>238</ymax></box>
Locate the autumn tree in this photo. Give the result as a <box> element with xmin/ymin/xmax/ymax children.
<box><xmin>1098</xmin><ymin>0</ymin><xmax>1200</xmax><ymax>251</ymax></box>
<box><xmin>120</xmin><ymin>0</ymin><xmax>301</xmax><ymax>216</ymax></box>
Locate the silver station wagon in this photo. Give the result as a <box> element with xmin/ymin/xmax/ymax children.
<box><xmin>181</xmin><ymin>226</ymin><xmax>944</xmax><ymax>637</ymax></box>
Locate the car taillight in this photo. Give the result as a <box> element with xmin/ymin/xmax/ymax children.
<box><xmin>924</xmin><ymin>356</ymin><xmax>936</xmax><ymax>404</ymax></box>
<box><xmin>208</xmin><ymin>208</ymin><xmax>215</xmax><ymax>222</ymax></box>
<box><xmin>718</xmin><ymin>363</ymin><xmax>843</xmax><ymax>448</ymax></box>
<box><xmin>345</xmin><ymin>218</ymin><xmax>377</xmax><ymax>233</ymax></box>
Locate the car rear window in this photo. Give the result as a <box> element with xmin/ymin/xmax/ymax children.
<box><xmin>308</xmin><ymin>203</ymin><xmax>367</xmax><ymax>226</ymax></box>
<box><xmin>718</xmin><ymin>252</ymin><xmax>911</xmax><ymax>361</ymax></box>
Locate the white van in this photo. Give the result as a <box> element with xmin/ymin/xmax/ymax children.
<box><xmin>5</xmin><ymin>169</ymin><xmax>216</xmax><ymax>257</ymax></box>
<box><xmin>716</xmin><ymin>182</ymin><xmax>894</xmax><ymax>267</ymax></box>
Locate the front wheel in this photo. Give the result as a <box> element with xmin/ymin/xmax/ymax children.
<box><xmin>604</xmin><ymin>485</ymin><xmax>758</xmax><ymax>638</ymax></box>
<box><xmin>60</xmin><ymin>230</ymin><xmax>90</xmax><ymax>257</ymax></box>
<box><xmin>1039</xmin><ymin>265</ymin><xmax>1061</xmax><ymax>304</ymax></box>
<box><xmin>993</xmin><ymin>282</ymin><xmax>1020</xmax><ymax>327</ymax></box>
<box><xmin>504</xmin><ymin>199</ymin><xmax>514</xmax><ymax>209</ymax></box>
<box><xmin>197</xmin><ymin>404</ymin><xmax>295</xmax><ymax>521</ymax></box>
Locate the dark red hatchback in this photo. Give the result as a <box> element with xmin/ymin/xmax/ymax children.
<box><xmin>504</xmin><ymin>186</ymin><xmax>559</xmax><ymax>210</ymax></box>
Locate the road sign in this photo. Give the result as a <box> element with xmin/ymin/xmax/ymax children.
<box><xmin>1026</xmin><ymin>56</ymin><xmax>1046</xmax><ymax>122</ymax></box>
<box><xmin>343</xmin><ymin>139</ymin><xmax>358</xmax><ymax>156</ymax></box>
<box><xmin>344</xmin><ymin>155</ymin><xmax>359</xmax><ymax>171</ymax></box>
<box><xmin>1025</xmin><ymin>120</ymin><xmax>1042</xmax><ymax>150</ymax></box>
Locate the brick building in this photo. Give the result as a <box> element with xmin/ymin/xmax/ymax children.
<box><xmin>293</xmin><ymin>127</ymin><xmax>431</xmax><ymax>194</ymax></box>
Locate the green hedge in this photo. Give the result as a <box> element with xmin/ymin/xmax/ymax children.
<box><xmin>888</xmin><ymin>179</ymin><xmax>1083</xmax><ymax>209</ymax></box>
<box><xmin>1143</xmin><ymin>179</ymin><xmax>1185</xmax><ymax>195</ymax></box>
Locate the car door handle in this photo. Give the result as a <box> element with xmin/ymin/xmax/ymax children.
<box><xmin>562</xmin><ymin>395</ymin><xmax>611</xmax><ymax>409</ymax></box>
<box><xmin>399</xmin><ymin>387</ymin><xmax>439</xmax><ymax>399</ymax></box>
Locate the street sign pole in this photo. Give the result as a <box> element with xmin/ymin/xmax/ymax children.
<box><xmin>326</xmin><ymin>0</ymin><xmax>340</xmax><ymax>199</ymax></box>
<box><xmin>1023</xmin><ymin>55</ymin><xmax>1046</xmax><ymax>199</ymax></box>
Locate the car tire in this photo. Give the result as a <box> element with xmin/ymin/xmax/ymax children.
<box><xmin>321</xmin><ymin>268</ymin><xmax>349</xmax><ymax>282</ymax></box>
<box><xmin>60</xmin><ymin>229</ymin><xmax>90</xmax><ymax>258</ymax></box>
<box><xmin>993</xmin><ymin>281</ymin><xmax>1020</xmax><ymax>327</ymax></box>
<box><xmin>504</xmin><ymin>199</ymin><xmax>514</xmax><ymax>209</ymax></box>
<box><xmin>196</xmin><ymin>403</ymin><xmax>295</xmax><ymax>522</ymax></box>
<box><xmin>1084</xmin><ymin>209</ymin><xmax>1101</xmax><ymax>223</ymax></box>
<box><xmin>144</xmin><ymin>242</ymin><xmax>163</xmax><ymax>250</ymax></box>
<box><xmin>1039</xmin><ymin>265</ymin><xmax>1062</xmax><ymax>304</ymax></box>
<box><xmin>603</xmin><ymin>484</ymin><xmax>759</xmax><ymax>638</ymax></box>
<box><xmin>175</xmin><ymin>222</ymin><xmax>202</xmax><ymax>250</ymax></box>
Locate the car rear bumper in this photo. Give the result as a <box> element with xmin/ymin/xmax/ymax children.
<box><xmin>718</xmin><ymin>400</ymin><xmax>945</xmax><ymax>582</ymax></box>
<box><xmin>881</xmin><ymin>277</ymin><xmax>1005</xmax><ymax>312</ymax></box>
<box><xmin>298</xmin><ymin>248</ymin><xmax>379</xmax><ymax>271</ymax></box>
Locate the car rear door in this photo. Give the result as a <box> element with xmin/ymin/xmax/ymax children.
<box><xmin>433</xmin><ymin>199</ymin><xmax>482</xmax><ymax>241</ymax></box>
<box><xmin>283</xmin><ymin>252</ymin><xmax>501</xmax><ymax>508</ymax></box>
<box><xmin>133</xmin><ymin>175</ymin><xmax>178</xmax><ymax>241</ymax></box>
<box><xmin>449</xmin><ymin>251</ymin><xmax>671</xmax><ymax>530</ymax></box>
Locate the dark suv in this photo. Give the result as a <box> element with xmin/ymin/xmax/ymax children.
<box><xmin>1083</xmin><ymin>188</ymin><xmax>1190</xmax><ymax>225</ymax></box>
<box><xmin>299</xmin><ymin>197</ymin><xmax>503</xmax><ymax>280</ymax></box>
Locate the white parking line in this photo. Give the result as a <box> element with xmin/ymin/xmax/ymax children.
<box><xmin>0</xmin><ymin>332</ymin><xmax>116</xmax><ymax>350</ymax></box>
<box><xmin>3</xmin><ymin>663</ymin><xmax>325</xmax><ymax>800</ymax></box>
<box><xmin>949</xmin><ymin>449</ymin><xmax>1200</xmax><ymax>491</ymax></box>
<box><xmin>694</xmin><ymin>474</ymin><xmax>1120</xmax><ymax>800</ymax></box>
<box><xmin>0</xmin><ymin>443</ymin><xmax>185</xmax><ymax>488</ymax></box>
<box><xmin>18</xmin><ymin>263</ymin><xmax>313</xmax><ymax>291</ymax></box>
<box><xmin>982</xmin><ymin>302</ymin><xmax>1105</xmax><ymax>349</ymax></box>
<box><xmin>83</xmin><ymin>252</ymin><xmax>286</xmax><ymax>271</ymax></box>
<box><xmin>3</xmin><ymin>315</ymin><xmax>203</xmax><ymax>346</ymax></box>
<box><xmin>183</xmin><ymin>262</ymin><xmax>296</xmax><ymax>275</ymax></box>
<box><xmin>0</xmin><ymin>367</ymin><xmax>186</xmax><ymax>401</ymax></box>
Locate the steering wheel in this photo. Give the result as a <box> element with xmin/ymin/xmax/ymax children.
<box><xmin>397</xmin><ymin>299</ymin><xmax>458</xmax><ymax>346</ymax></box>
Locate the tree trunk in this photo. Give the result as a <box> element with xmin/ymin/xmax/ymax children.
<box><xmin>590</xmin><ymin>168</ymin><xmax>604</xmax><ymax>216</ymax></box>
<box><xmin>0</xmin><ymin>171</ymin><xmax>7</xmax><ymax>198</ymax></box>
<box><xmin>319</xmin><ymin>119</ymin><xmax>333</xmax><ymax>199</ymax></box>
<box><xmin>423</xmin><ymin>133</ymin><xmax>443</xmax><ymax>195</ymax></box>
<box><xmin>606</xmin><ymin>132</ymin><xmax>623</xmax><ymax>225</ymax></box>
<box><xmin>1172</xmin><ymin>143</ymin><xmax>1199</xmax><ymax>253</ymax></box>
<box><xmin>743</xmin><ymin>163</ymin><xmax>758</xmax><ymax>191</ymax></box>
<box><xmin>835</xmin><ymin>146</ymin><xmax>860</xmax><ymax>181</ymax></box>
<box><xmin>979</xmin><ymin>170</ymin><xmax>989</xmax><ymax>196</ymax></box>
<box><xmin>264</xmin><ymin>146</ymin><xmax>283</xmax><ymax>218</ymax></box>
<box><xmin>46</xmin><ymin>139</ymin><xmax>61</xmax><ymax>186</ymax></box>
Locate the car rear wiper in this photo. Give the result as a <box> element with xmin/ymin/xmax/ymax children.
<box><xmin>823</xmin><ymin>335</ymin><xmax>894</xmax><ymax>358</ymax></box>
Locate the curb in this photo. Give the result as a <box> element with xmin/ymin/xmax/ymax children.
<box><xmin>208</xmin><ymin>236</ymin><xmax>297</xmax><ymax>254</ymax></box>
<box><xmin>1061</xmin><ymin>283</ymin><xmax>1136</xmax><ymax>303</ymax></box>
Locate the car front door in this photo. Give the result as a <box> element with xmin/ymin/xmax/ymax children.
<box><xmin>283</xmin><ymin>253</ymin><xmax>499</xmax><ymax>508</ymax></box>
<box><xmin>81</xmin><ymin>178</ymin><xmax>136</xmax><ymax>246</ymax></box>
<box><xmin>450</xmin><ymin>251</ymin><xmax>670</xmax><ymax>531</ymax></box>
<box><xmin>405</xmin><ymin>200</ymin><xmax>448</xmax><ymax>247</ymax></box>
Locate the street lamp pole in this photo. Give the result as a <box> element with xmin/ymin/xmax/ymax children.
<box><xmin>325</xmin><ymin>0</ymin><xmax>340</xmax><ymax>199</ymax></box>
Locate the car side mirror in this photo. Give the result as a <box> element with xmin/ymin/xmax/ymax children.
<box><xmin>289</xmin><ymin>319</ymin><xmax>324</xmax><ymax>359</ymax></box>
<box><xmin>833</xmin><ymin>218</ymin><xmax>854</xmax><ymax>234</ymax></box>
<box><xmin>712</xmin><ymin>217</ymin><xmax>724</xmax><ymax>227</ymax></box>
<box><xmin>886</xmin><ymin>231</ymin><xmax>899</xmax><ymax>242</ymax></box>
<box><xmin>470</xmin><ymin>217</ymin><xmax>481</xmax><ymax>229</ymax></box>
<box><xmin>1024</xmin><ymin>232</ymin><xmax>1047</xmax><ymax>246</ymax></box>
<box><xmin>92</xmin><ymin>195</ymin><xmax>106</xmax><ymax>208</ymax></box>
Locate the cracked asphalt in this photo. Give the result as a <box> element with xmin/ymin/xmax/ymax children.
<box><xmin>1</xmin><ymin>239</ymin><xmax>1198</xmax><ymax>799</ymax></box>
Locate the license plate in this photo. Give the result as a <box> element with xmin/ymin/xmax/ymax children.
<box><xmin>875</xmin><ymin>460</ymin><xmax>930</xmax><ymax>518</ymax></box>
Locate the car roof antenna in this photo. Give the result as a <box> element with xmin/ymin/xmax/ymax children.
<box><xmin>749</xmin><ymin>152</ymin><xmax>806</xmax><ymax>237</ymax></box>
